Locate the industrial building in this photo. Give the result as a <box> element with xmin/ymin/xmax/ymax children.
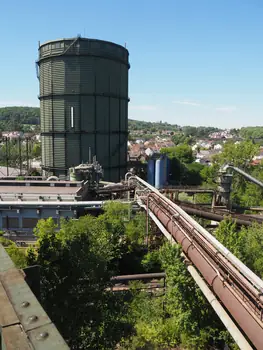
<box><xmin>0</xmin><ymin>178</ymin><xmax>102</xmax><ymax>233</ymax></box>
<box><xmin>0</xmin><ymin>201</ymin><xmax>103</xmax><ymax>234</ymax></box>
<box><xmin>0</xmin><ymin>179</ymin><xmax>87</xmax><ymax>202</ymax></box>
<box><xmin>37</xmin><ymin>36</ymin><xmax>130</xmax><ymax>182</ymax></box>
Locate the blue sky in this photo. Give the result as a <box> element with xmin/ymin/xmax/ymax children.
<box><xmin>1</xmin><ymin>0</ymin><xmax>263</xmax><ymax>128</ymax></box>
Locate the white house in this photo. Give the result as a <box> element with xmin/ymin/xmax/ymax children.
<box><xmin>214</xmin><ymin>144</ymin><xmax>223</xmax><ymax>150</ymax></box>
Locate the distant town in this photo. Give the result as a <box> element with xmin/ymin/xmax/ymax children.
<box><xmin>128</xmin><ymin>120</ymin><xmax>263</xmax><ymax>166</ymax></box>
<box><xmin>1</xmin><ymin>107</ymin><xmax>263</xmax><ymax>174</ymax></box>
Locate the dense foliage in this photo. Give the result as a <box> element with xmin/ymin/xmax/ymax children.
<box><xmin>161</xmin><ymin>144</ymin><xmax>204</xmax><ymax>186</ymax></box>
<box><xmin>120</xmin><ymin>244</ymin><xmax>237</xmax><ymax>350</ymax></box>
<box><xmin>200</xmin><ymin>140</ymin><xmax>263</xmax><ymax>206</ymax></box>
<box><xmin>0</xmin><ymin>234</ymin><xmax>27</xmax><ymax>268</ymax></box>
<box><xmin>0</xmin><ymin>139</ymin><xmax>41</xmax><ymax>167</ymax></box>
<box><xmin>128</xmin><ymin>119</ymin><xmax>178</xmax><ymax>132</ymax></box>
<box><xmin>0</xmin><ymin>107</ymin><xmax>40</xmax><ymax>132</ymax></box>
<box><xmin>239</xmin><ymin>126</ymin><xmax>263</xmax><ymax>140</ymax></box>
<box><xmin>15</xmin><ymin>201</ymin><xmax>239</xmax><ymax>349</ymax></box>
<box><xmin>25</xmin><ymin>203</ymin><xmax>148</xmax><ymax>349</ymax></box>
<box><xmin>214</xmin><ymin>219</ymin><xmax>263</xmax><ymax>279</ymax></box>
<box><xmin>212</xmin><ymin>140</ymin><xmax>259</xmax><ymax>169</ymax></box>
<box><xmin>181</xmin><ymin>125</ymin><xmax>222</xmax><ymax>138</ymax></box>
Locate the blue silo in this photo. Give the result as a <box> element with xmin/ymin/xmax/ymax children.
<box><xmin>155</xmin><ymin>158</ymin><xmax>165</xmax><ymax>189</ymax></box>
<box><xmin>163</xmin><ymin>156</ymin><xmax>168</xmax><ymax>186</ymax></box>
<box><xmin>166</xmin><ymin>157</ymin><xmax>170</xmax><ymax>184</ymax></box>
<box><xmin>147</xmin><ymin>159</ymin><xmax>155</xmax><ymax>186</ymax></box>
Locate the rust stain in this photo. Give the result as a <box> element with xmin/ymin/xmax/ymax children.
<box><xmin>2</xmin><ymin>325</ymin><xmax>32</xmax><ymax>350</ymax></box>
<box><xmin>0</xmin><ymin>281</ymin><xmax>18</xmax><ymax>327</ymax></box>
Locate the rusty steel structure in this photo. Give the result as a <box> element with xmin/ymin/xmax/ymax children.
<box><xmin>128</xmin><ymin>175</ymin><xmax>263</xmax><ymax>350</ymax></box>
<box><xmin>0</xmin><ymin>244</ymin><xmax>69</xmax><ymax>349</ymax></box>
<box><xmin>109</xmin><ymin>273</ymin><xmax>166</xmax><ymax>292</ymax></box>
<box><xmin>172</xmin><ymin>199</ymin><xmax>263</xmax><ymax>227</ymax></box>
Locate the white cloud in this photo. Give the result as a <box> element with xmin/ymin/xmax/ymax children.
<box><xmin>129</xmin><ymin>104</ymin><xmax>157</xmax><ymax>111</ymax></box>
<box><xmin>215</xmin><ymin>106</ymin><xmax>237</xmax><ymax>113</ymax></box>
<box><xmin>173</xmin><ymin>100</ymin><xmax>237</xmax><ymax>113</ymax></box>
<box><xmin>173</xmin><ymin>100</ymin><xmax>202</xmax><ymax>107</ymax></box>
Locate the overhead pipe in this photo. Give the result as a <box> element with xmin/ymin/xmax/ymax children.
<box><xmin>176</xmin><ymin>202</ymin><xmax>259</xmax><ymax>227</ymax></box>
<box><xmin>111</xmin><ymin>273</ymin><xmax>166</xmax><ymax>281</ymax></box>
<box><xmin>145</xmin><ymin>195</ymin><xmax>263</xmax><ymax>349</ymax></box>
<box><xmin>131</xmin><ymin>175</ymin><xmax>263</xmax><ymax>293</ymax></box>
<box><xmin>137</xmin><ymin>201</ymin><xmax>253</xmax><ymax>350</ymax></box>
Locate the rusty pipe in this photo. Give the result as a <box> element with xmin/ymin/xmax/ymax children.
<box><xmin>134</xmin><ymin>175</ymin><xmax>263</xmax><ymax>293</ymax></box>
<box><xmin>146</xmin><ymin>196</ymin><xmax>263</xmax><ymax>349</ymax></box>
<box><xmin>111</xmin><ymin>273</ymin><xmax>166</xmax><ymax>281</ymax></box>
<box><xmin>177</xmin><ymin>202</ymin><xmax>256</xmax><ymax>227</ymax></box>
<box><xmin>138</xmin><ymin>201</ymin><xmax>254</xmax><ymax>349</ymax></box>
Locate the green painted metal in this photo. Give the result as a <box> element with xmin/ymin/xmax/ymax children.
<box><xmin>0</xmin><ymin>244</ymin><xmax>69</xmax><ymax>349</ymax></box>
<box><xmin>38</xmin><ymin>37</ymin><xmax>130</xmax><ymax>181</ymax></box>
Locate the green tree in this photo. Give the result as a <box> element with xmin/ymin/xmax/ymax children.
<box><xmin>121</xmin><ymin>244</ymin><xmax>237</xmax><ymax>350</ymax></box>
<box><xmin>204</xmin><ymin>140</ymin><xmax>261</xmax><ymax>205</ymax></box>
<box><xmin>214</xmin><ymin>219</ymin><xmax>263</xmax><ymax>279</ymax></box>
<box><xmin>0</xmin><ymin>237</ymin><xmax>27</xmax><ymax>268</ymax></box>
<box><xmin>161</xmin><ymin>144</ymin><xmax>194</xmax><ymax>164</ymax></box>
<box><xmin>32</xmin><ymin>142</ymin><xmax>41</xmax><ymax>158</ymax></box>
<box><xmin>217</xmin><ymin>140</ymin><xmax>259</xmax><ymax>169</ymax></box>
<box><xmin>214</xmin><ymin>219</ymin><xmax>246</xmax><ymax>260</ymax></box>
<box><xmin>27</xmin><ymin>204</ymin><xmax>148</xmax><ymax>349</ymax></box>
<box><xmin>0</xmin><ymin>106</ymin><xmax>40</xmax><ymax>132</ymax></box>
<box><xmin>240</xmin><ymin>127</ymin><xmax>263</xmax><ymax>140</ymax></box>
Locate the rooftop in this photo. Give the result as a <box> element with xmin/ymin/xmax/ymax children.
<box><xmin>0</xmin><ymin>180</ymin><xmax>85</xmax><ymax>201</ymax></box>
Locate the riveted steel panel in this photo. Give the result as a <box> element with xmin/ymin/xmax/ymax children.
<box><xmin>110</xmin><ymin>137</ymin><xmax>120</xmax><ymax>168</ymax></box>
<box><xmin>81</xmin><ymin>96</ymin><xmax>95</xmax><ymax>131</ymax></box>
<box><xmin>80</xmin><ymin>56</ymin><xmax>95</xmax><ymax>94</ymax></box>
<box><xmin>42</xmin><ymin>135</ymin><xmax>53</xmax><ymax>168</ymax></box>
<box><xmin>110</xmin><ymin>98</ymin><xmax>119</xmax><ymax>131</ymax></box>
<box><xmin>54</xmin><ymin>135</ymin><xmax>65</xmax><ymax>168</ymax></box>
<box><xmin>0</xmin><ymin>268</ymin><xmax>50</xmax><ymax>331</ymax></box>
<box><xmin>0</xmin><ymin>243</ymin><xmax>69</xmax><ymax>349</ymax></box>
<box><xmin>65</xmin><ymin>57</ymin><xmax>80</xmax><ymax>94</ymax></box>
<box><xmin>96</xmin><ymin>96</ymin><xmax>108</xmax><ymax>133</ymax></box>
<box><xmin>28</xmin><ymin>323</ymin><xmax>69</xmax><ymax>350</ymax></box>
<box><xmin>42</xmin><ymin>61</ymin><xmax>52</xmax><ymax>96</ymax></box>
<box><xmin>40</xmin><ymin>100</ymin><xmax>45</xmax><ymax>130</ymax></box>
<box><xmin>53</xmin><ymin>98</ymin><xmax>65</xmax><ymax>131</ymax></box>
<box><xmin>52</xmin><ymin>59</ymin><xmax>65</xmax><ymax>94</ymax></box>
<box><xmin>120</xmin><ymin>100</ymin><xmax>127</xmax><ymax>131</ymax></box>
<box><xmin>95</xmin><ymin>58</ymin><xmax>109</xmax><ymax>94</ymax></box>
<box><xmin>45</xmin><ymin>99</ymin><xmax>52</xmax><ymax>132</ymax></box>
<box><xmin>66</xmin><ymin>134</ymin><xmax>80</xmax><ymax>167</ymax></box>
